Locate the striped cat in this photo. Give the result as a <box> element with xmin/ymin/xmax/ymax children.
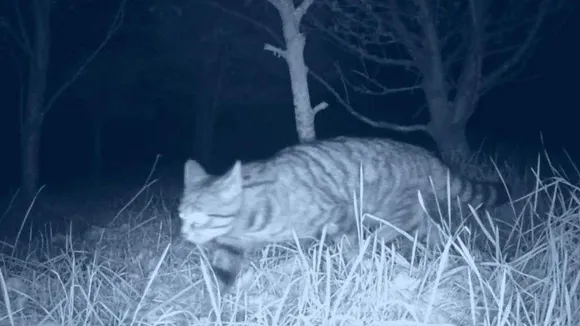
<box><xmin>178</xmin><ymin>136</ymin><xmax>510</xmax><ymax>293</ymax></box>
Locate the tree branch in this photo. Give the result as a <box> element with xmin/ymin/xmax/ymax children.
<box><xmin>388</xmin><ymin>0</ymin><xmax>424</xmax><ymax>65</ymax></box>
<box><xmin>312</xmin><ymin>101</ymin><xmax>329</xmax><ymax>114</ymax></box>
<box><xmin>264</xmin><ymin>43</ymin><xmax>287</xmax><ymax>60</ymax></box>
<box><xmin>309</xmin><ymin>68</ymin><xmax>427</xmax><ymax>133</ymax></box>
<box><xmin>200</xmin><ymin>0</ymin><xmax>283</xmax><ymax>46</ymax></box>
<box><xmin>2</xmin><ymin>0</ymin><xmax>34</xmax><ymax>58</ymax></box>
<box><xmin>43</xmin><ymin>0</ymin><xmax>127</xmax><ymax>114</ymax></box>
<box><xmin>295</xmin><ymin>0</ymin><xmax>314</xmax><ymax>23</ymax></box>
<box><xmin>480</xmin><ymin>0</ymin><xmax>548</xmax><ymax>93</ymax></box>
<box><xmin>308</xmin><ymin>1</ymin><xmax>415</xmax><ymax>68</ymax></box>
<box><xmin>345</xmin><ymin>66</ymin><xmax>422</xmax><ymax>96</ymax></box>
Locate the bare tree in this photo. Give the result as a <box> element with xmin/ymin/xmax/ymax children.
<box><xmin>0</xmin><ymin>0</ymin><xmax>126</xmax><ymax>198</ymax></box>
<box><xmin>263</xmin><ymin>0</ymin><xmax>328</xmax><ymax>142</ymax></box>
<box><xmin>192</xmin><ymin>40</ymin><xmax>228</xmax><ymax>167</ymax></box>
<box><xmin>205</xmin><ymin>0</ymin><xmax>330</xmax><ymax>143</ymax></box>
<box><xmin>311</xmin><ymin>0</ymin><xmax>565</xmax><ymax>161</ymax></box>
<box><xmin>149</xmin><ymin>2</ymin><xmax>220</xmax><ymax>166</ymax></box>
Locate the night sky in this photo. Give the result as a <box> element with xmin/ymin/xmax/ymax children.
<box><xmin>0</xmin><ymin>0</ymin><xmax>578</xmax><ymax>197</ymax></box>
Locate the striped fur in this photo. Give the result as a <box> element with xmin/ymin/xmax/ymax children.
<box><xmin>178</xmin><ymin>136</ymin><xmax>510</xmax><ymax>293</ymax></box>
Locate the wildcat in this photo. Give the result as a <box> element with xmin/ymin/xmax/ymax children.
<box><xmin>178</xmin><ymin>136</ymin><xmax>510</xmax><ymax>293</ymax></box>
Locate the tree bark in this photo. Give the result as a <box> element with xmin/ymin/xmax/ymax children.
<box><xmin>268</xmin><ymin>0</ymin><xmax>321</xmax><ymax>143</ymax></box>
<box><xmin>285</xmin><ymin>33</ymin><xmax>316</xmax><ymax>143</ymax></box>
<box><xmin>428</xmin><ymin>121</ymin><xmax>471</xmax><ymax>165</ymax></box>
<box><xmin>425</xmin><ymin>95</ymin><xmax>476</xmax><ymax>164</ymax></box>
<box><xmin>193</xmin><ymin>49</ymin><xmax>225</xmax><ymax>169</ymax></box>
<box><xmin>21</xmin><ymin>59</ymin><xmax>48</xmax><ymax>200</ymax></box>
<box><xmin>20</xmin><ymin>0</ymin><xmax>50</xmax><ymax>200</ymax></box>
<box><xmin>193</xmin><ymin>102</ymin><xmax>216</xmax><ymax>168</ymax></box>
<box><xmin>20</xmin><ymin>117</ymin><xmax>43</xmax><ymax>199</ymax></box>
<box><xmin>423</xmin><ymin>68</ymin><xmax>472</xmax><ymax>164</ymax></box>
<box><xmin>91</xmin><ymin>116</ymin><xmax>103</xmax><ymax>183</ymax></box>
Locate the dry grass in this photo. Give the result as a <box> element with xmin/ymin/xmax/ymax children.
<box><xmin>0</xmin><ymin>155</ymin><xmax>578</xmax><ymax>326</ymax></box>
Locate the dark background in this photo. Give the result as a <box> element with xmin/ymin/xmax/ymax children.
<box><xmin>0</xmin><ymin>0</ymin><xmax>578</xmax><ymax>198</ymax></box>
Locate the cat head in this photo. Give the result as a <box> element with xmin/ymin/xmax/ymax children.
<box><xmin>178</xmin><ymin>160</ymin><xmax>243</xmax><ymax>244</ymax></box>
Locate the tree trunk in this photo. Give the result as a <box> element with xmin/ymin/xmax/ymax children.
<box><xmin>423</xmin><ymin>74</ymin><xmax>472</xmax><ymax>165</ymax></box>
<box><xmin>21</xmin><ymin>61</ymin><xmax>48</xmax><ymax>199</ymax></box>
<box><xmin>272</xmin><ymin>1</ymin><xmax>318</xmax><ymax>143</ymax></box>
<box><xmin>193</xmin><ymin>84</ymin><xmax>219</xmax><ymax>169</ymax></box>
<box><xmin>20</xmin><ymin>118</ymin><xmax>43</xmax><ymax>199</ymax></box>
<box><xmin>425</xmin><ymin>95</ymin><xmax>476</xmax><ymax>165</ymax></box>
<box><xmin>428</xmin><ymin>122</ymin><xmax>471</xmax><ymax>165</ymax></box>
<box><xmin>20</xmin><ymin>0</ymin><xmax>51</xmax><ymax>200</ymax></box>
<box><xmin>193</xmin><ymin>45</ymin><xmax>226</xmax><ymax>169</ymax></box>
<box><xmin>285</xmin><ymin>33</ymin><xmax>316</xmax><ymax>143</ymax></box>
<box><xmin>193</xmin><ymin>103</ymin><xmax>216</xmax><ymax>169</ymax></box>
<box><xmin>91</xmin><ymin>117</ymin><xmax>103</xmax><ymax>183</ymax></box>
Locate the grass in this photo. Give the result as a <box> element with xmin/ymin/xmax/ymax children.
<box><xmin>0</xmin><ymin>154</ymin><xmax>579</xmax><ymax>326</ymax></box>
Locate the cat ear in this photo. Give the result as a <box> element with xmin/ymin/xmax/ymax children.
<box><xmin>216</xmin><ymin>160</ymin><xmax>243</xmax><ymax>199</ymax></box>
<box><xmin>183</xmin><ymin>159</ymin><xmax>207</xmax><ymax>189</ymax></box>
